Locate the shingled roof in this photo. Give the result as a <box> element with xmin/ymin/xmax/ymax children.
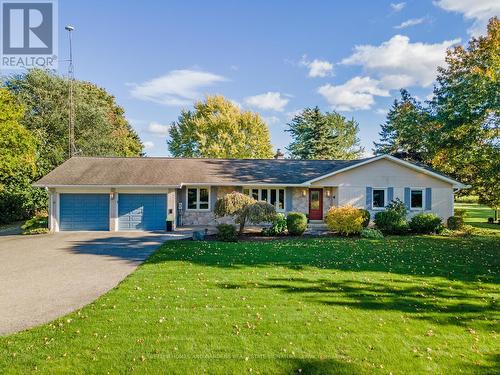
<box><xmin>34</xmin><ymin>156</ymin><xmax>373</xmax><ymax>187</ymax></box>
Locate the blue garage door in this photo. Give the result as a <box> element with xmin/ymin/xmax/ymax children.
<box><xmin>60</xmin><ymin>194</ymin><xmax>110</xmax><ymax>231</ymax></box>
<box><xmin>118</xmin><ymin>194</ymin><xmax>166</xmax><ymax>231</ymax></box>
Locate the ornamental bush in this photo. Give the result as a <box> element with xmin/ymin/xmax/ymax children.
<box><xmin>374</xmin><ymin>210</ymin><xmax>409</xmax><ymax>234</ymax></box>
<box><xmin>286</xmin><ymin>212</ymin><xmax>308</xmax><ymax>236</ymax></box>
<box><xmin>360</xmin><ymin>228</ymin><xmax>384</xmax><ymax>239</ymax></box>
<box><xmin>447</xmin><ymin>216</ymin><xmax>464</xmax><ymax>230</ymax></box>
<box><xmin>262</xmin><ymin>213</ymin><xmax>287</xmax><ymax>236</ymax></box>
<box><xmin>216</xmin><ymin>224</ymin><xmax>238</xmax><ymax>242</ymax></box>
<box><xmin>325</xmin><ymin>206</ymin><xmax>364</xmax><ymax>236</ymax></box>
<box><xmin>409</xmin><ymin>213</ymin><xmax>443</xmax><ymax>234</ymax></box>
<box><xmin>360</xmin><ymin>209</ymin><xmax>371</xmax><ymax>227</ymax></box>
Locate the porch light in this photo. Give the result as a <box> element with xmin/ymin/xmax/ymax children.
<box><xmin>302</xmin><ymin>189</ymin><xmax>307</xmax><ymax>197</ymax></box>
<box><xmin>110</xmin><ymin>192</ymin><xmax>116</xmax><ymax>200</ymax></box>
<box><xmin>326</xmin><ymin>189</ymin><xmax>331</xmax><ymax>197</ymax></box>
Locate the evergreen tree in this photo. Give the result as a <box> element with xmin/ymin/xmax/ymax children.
<box><xmin>286</xmin><ymin>107</ymin><xmax>363</xmax><ymax>160</ymax></box>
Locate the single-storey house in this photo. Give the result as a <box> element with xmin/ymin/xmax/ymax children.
<box><xmin>34</xmin><ymin>154</ymin><xmax>466</xmax><ymax>232</ymax></box>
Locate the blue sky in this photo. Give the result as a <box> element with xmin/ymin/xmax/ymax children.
<box><xmin>56</xmin><ymin>0</ymin><xmax>499</xmax><ymax>157</ymax></box>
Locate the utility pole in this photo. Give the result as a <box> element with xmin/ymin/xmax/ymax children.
<box><xmin>65</xmin><ymin>25</ymin><xmax>76</xmax><ymax>157</ymax></box>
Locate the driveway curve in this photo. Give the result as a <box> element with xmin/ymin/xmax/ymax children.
<box><xmin>0</xmin><ymin>231</ymin><xmax>188</xmax><ymax>335</ymax></box>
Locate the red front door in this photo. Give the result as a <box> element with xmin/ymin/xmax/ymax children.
<box><xmin>309</xmin><ymin>188</ymin><xmax>323</xmax><ymax>220</ymax></box>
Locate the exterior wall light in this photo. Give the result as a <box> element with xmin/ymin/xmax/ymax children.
<box><xmin>302</xmin><ymin>189</ymin><xmax>307</xmax><ymax>197</ymax></box>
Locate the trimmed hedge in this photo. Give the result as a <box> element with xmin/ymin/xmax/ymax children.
<box><xmin>409</xmin><ymin>213</ymin><xmax>443</xmax><ymax>234</ymax></box>
<box><xmin>216</xmin><ymin>224</ymin><xmax>238</xmax><ymax>242</ymax></box>
<box><xmin>374</xmin><ymin>210</ymin><xmax>409</xmax><ymax>234</ymax></box>
<box><xmin>286</xmin><ymin>212</ymin><xmax>308</xmax><ymax>236</ymax></box>
<box><xmin>360</xmin><ymin>209</ymin><xmax>371</xmax><ymax>227</ymax></box>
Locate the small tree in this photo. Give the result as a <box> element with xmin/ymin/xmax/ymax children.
<box><xmin>214</xmin><ymin>192</ymin><xmax>276</xmax><ymax>234</ymax></box>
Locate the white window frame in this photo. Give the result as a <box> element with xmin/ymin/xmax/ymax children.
<box><xmin>186</xmin><ymin>186</ymin><xmax>210</xmax><ymax>211</ymax></box>
<box><xmin>242</xmin><ymin>187</ymin><xmax>286</xmax><ymax>212</ymax></box>
<box><xmin>372</xmin><ymin>188</ymin><xmax>387</xmax><ymax>210</ymax></box>
<box><xmin>410</xmin><ymin>188</ymin><xmax>425</xmax><ymax>210</ymax></box>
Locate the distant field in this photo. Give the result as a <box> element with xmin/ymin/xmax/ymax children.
<box><xmin>455</xmin><ymin>202</ymin><xmax>499</xmax><ymax>233</ymax></box>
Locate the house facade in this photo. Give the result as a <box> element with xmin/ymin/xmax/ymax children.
<box><xmin>34</xmin><ymin>154</ymin><xmax>466</xmax><ymax>232</ymax></box>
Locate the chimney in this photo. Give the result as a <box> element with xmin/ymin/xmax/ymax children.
<box><xmin>274</xmin><ymin>149</ymin><xmax>285</xmax><ymax>159</ymax></box>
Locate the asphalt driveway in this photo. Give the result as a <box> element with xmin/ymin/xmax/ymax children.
<box><xmin>0</xmin><ymin>231</ymin><xmax>189</xmax><ymax>335</ymax></box>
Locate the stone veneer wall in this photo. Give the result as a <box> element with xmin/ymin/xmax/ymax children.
<box><xmin>290</xmin><ymin>187</ymin><xmax>337</xmax><ymax>219</ymax></box>
<box><xmin>180</xmin><ymin>186</ymin><xmax>238</xmax><ymax>226</ymax></box>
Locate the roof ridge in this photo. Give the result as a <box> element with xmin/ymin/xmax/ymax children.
<box><xmin>69</xmin><ymin>156</ymin><xmax>373</xmax><ymax>162</ymax></box>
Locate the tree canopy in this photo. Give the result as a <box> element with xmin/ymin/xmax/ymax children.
<box><xmin>5</xmin><ymin>69</ymin><xmax>143</xmax><ymax>175</ymax></box>
<box><xmin>286</xmin><ymin>107</ymin><xmax>363</xmax><ymax>160</ymax></box>
<box><xmin>168</xmin><ymin>95</ymin><xmax>274</xmax><ymax>158</ymax></box>
<box><xmin>374</xmin><ymin>17</ymin><xmax>499</xmax><ymax>211</ymax></box>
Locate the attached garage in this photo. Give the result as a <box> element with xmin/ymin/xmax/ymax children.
<box><xmin>60</xmin><ymin>194</ymin><xmax>110</xmax><ymax>231</ymax></box>
<box><xmin>118</xmin><ymin>194</ymin><xmax>166</xmax><ymax>231</ymax></box>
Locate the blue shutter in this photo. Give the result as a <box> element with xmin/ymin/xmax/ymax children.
<box><xmin>387</xmin><ymin>187</ymin><xmax>394</xmax><ymax>203</ymax></box>
<box><xmin>425</xmin><ymin>188</ymin><xmax>432</xmax><ymax>210</ymax></box>
<box><xmin>404</xmin><ymin>187</ymin><xmax>411</xmax><ymax>210</ymax></box>
<box><xmin>366</xmin><ymin>187</ymin><xmax>372</xmax><ymax>209</ymax></box>
<box><xmin>210</xmin><ymin>186</ymin><xmax>218</xmax><ymax>210</ymax></box>
<box><xmin>286</xmin><ymin>187</ymin><xmax>293</xmax><ymax>211</ymax></box>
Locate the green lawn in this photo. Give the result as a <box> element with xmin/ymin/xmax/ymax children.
<box><xmin>456</xmin><ymin>202</ymin><xmax>500</xmax><ymax>233</ymax></box>
<box><xmin>1</xmin><ymin>211</ymin><xmax>499</xmax><ymax>374</ymax></box>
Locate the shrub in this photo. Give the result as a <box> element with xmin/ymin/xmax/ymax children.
<box><xmin>216</xmin><ymin>224</ymin><xmax>238</xmax><ymax>242</ymax></box>
<box><xmin>262</xmin><ymin>213</ymin><xmax>287</xmax><ymax>236</ymax></box>
<box><xmin>360</xmin><ymin>209</ymin><xmax>370</xmax><ymax>227</ymax></box>
<box><xmin>214</xmin><ymin>192</ymin><xmax>276</xmax><ymax>234</ymax></box>
<box><xmin>409</xmin><ymin>213</ymin><xmax>443</xmax><ymax>234</ymax></box>
<box><xmin>325</xmin><ymin>206</ymin><xmax>364</xmax><ymax>236</ymax></box>
<box><xmin>455</xmin><ymin>195</ymin><xmax>478</xmax><ymax>204</ymax></box>
<box><xmin>447</xmin><ymin>216</ymin><xmax>464</xmax><ymax>230</ymax></box>
<box><xmin>360</xmin><ymin>228</ymin><xmax>384</xmax><ymax>239</ymax></box>
<box><xmin>386</xmin><ymin>198</ymin><xmax>408</xmax><ymax>217</ymax></box>
<box><xmin>374</xmin><ymin>210</ymin><xmax>409</xmax><ymax>234</ymax></box>
<box><xmin>454</xmin><ymin>208</ymin><xmax>466</xmax><ymax>217</ymax></box>
<box><xmin>22</xmin><ymin>227</ymin><xmax>49</xmax><ymax>235</ymax></box>
<box><xmin>21</xmin><ymin>213</ymin><xmax>48</xmax><ymax>234</ymax></box>
<box><xmin>286</xmin><ymin>212</ymin><xmax>308</xmax><ymax>236</ymax></box>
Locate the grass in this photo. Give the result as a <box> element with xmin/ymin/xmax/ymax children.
<box><xmin>456</xmin><ymin>202</ymin><xmax>499</xmax><ymax>233</ymax></box>
<box><xmin>0</xmin><ymin>208</ymin><xmax>499</xmax><ymax>374</ymax></box>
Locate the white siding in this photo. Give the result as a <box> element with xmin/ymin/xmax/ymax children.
<box><xmin>314</xmin><ymin>159</ymin><xmax>454</xmax><ymax>220</ymax></box>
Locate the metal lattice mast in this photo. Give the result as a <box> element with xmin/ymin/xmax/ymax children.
<box><xmin>65</xmin><ymin>25</ymin><xmax>75</xmax><ymax>157</ymax></box>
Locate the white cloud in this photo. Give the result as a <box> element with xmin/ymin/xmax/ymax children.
<box><xmin>317</xmin><ymin>76</ymin><xmax>390</xmax><ymax>111</ymax></box>
<box><xmin>435</xmin><ymin>0</ymin><xmax>500</xmax><ymax>36</ymax></box>
<box><xmin>148</xmin><ymin>121</ymin><xmax>170</xmax><ymax>135</ymax></box>
<box><xmin>375</xmin><ymin>108</ymin><xmax>388</xmax><ymax>115</ymax></box>
<box><xmin>394</xmin><ymin>17</ymin><xmax>427</xmax><ymax>29</ymax></box>
<box><xmin>143</xmin><ymin>141</ymin><xmax>155</xmax><ymax>150</ymax></box>
<box><xmin>130</xmin><ymin>69</ymin><xmax>227</xmax><ymax>106</ymax></box>
<box><xmin>300</xmin><ymin>56</ymin><xmax>334</xmax><ymax>77</ymax></box>
<box><xmin>341</xmin><ymin>35</ymin><xmax>460</xmax><ymax>88</ymax></box>
<box><xmin>244</xmin><ymin>92</ymin><xmax>289</xmax><ymax>112</ymax></box>
<box><xmin>262</xmin><ymin>115</ymin><xmax>281</xmax><ymax>125</ymax></box>
<box><xmin>391</xmin><ymin>2</ymin><xmax>406</xmax><ymax>12</ymax></box>
<box><xmin>286</xmin><ymin>109</ymin><xmax>303</xmax><ymax>120</ymax></box>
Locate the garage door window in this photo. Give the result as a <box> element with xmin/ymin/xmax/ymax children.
<box><xmin>187</xmin><ymin>187</ymin><xmax>210</xmax><ymax>210</ymax></box>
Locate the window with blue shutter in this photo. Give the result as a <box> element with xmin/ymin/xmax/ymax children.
<box><xmin>425</xmin><ymin>188</ymin><xmax>432</xmax><ymax>210</ymax></box>
<box><xmin>366</xmin><ymin>187</ymin><xmax>372</xmax><ymax>208</ymax></box>
<box><xmin>404</xmin><ymin>187</ymin><xmax>411</xmax><ymax>210</ymax></box>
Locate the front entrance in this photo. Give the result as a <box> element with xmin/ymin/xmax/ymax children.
<box><xmin>309</xmin><ymin>188</ymin><xmax>323</xmax><ymax>220</ymax></box>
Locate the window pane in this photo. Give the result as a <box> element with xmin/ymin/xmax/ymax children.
<box><xmin>411</xmin><ymin>190</ymin><xmax>423</xmax><ymax>208</ymax></box>
<box><xmin>199</xmin><ymin>202</ymin><xmax>209</xmax><ymax>210</ymax></box>
<box><xmin>252</xmin><ymin>189</ymin><xmax>259</xmax><ymax>200</ymax></box>
<box><xmin>310</xmin><ymin>191</ymin><xmax>320</xmax><ymax>209</ymax></box>
<box><xmin>261</xmin><ymin>189</ymin><xmax>268</xmax><ymax>202</ymax></box>
<box><xmin>270</xmin><ymin>189</ymin><xmax>277</xmax><ymax>206</ymax></box>
<box><xmin>199</xmin><ymin>188</ymin><xmax>209</xmax><ymax>203</ymax></box>
<box><xmin>373</xmin><ymin>189</ymin><xmax>385</xmax><ymax>208</ymax></box>
<box><xmin>187</xmin><ymin>188</ymin><xmax>197</xmax><ymax>209</ymax></box>
<box><xmin>243</xmin><ymin>188</ymin><xmax>250</xmax><ymax>196</ymax></box>
<box><xmin>278</xmin><ymin>189</ymin><xmax>285</xmax><ymax>209</ymax></box>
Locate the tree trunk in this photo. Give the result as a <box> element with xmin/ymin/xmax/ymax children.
<box><xmin>239</xmin><ymin>220</ymin><xmax>245</xmax><ymax>235</ymax></box>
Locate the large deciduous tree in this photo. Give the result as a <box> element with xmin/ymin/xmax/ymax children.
<box><xmin>5</xmin><ymin>69</ymin><xmax>143</xmax><ymax>176</ymax></box>
<box><xmin>0</xmin><ymin>88</ymin><xmax>41</xmax><ymax>223</ymax></box>
<box><xmin>286</xmin><ymin>107</ymin><xmax>363</xmax><ymax>160</ymax></box>
<box><xmin>168</xmin><ymin>95</ymin><xmax>274</xmax><ymax>158</ymax></box>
